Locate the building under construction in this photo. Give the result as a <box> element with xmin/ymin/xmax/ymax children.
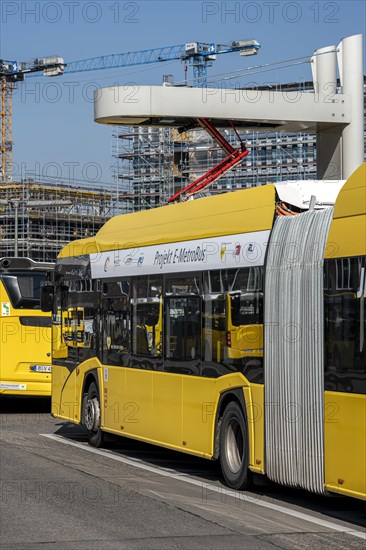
<box><xmin>0</xmin><ymin>176</ymin><xmax>125</xmax><ymax>262</ymax></box>
<box><xmin>1</xmin><ymin>75</ymin><xmax>365</xmax><ymax>259</ymax></box>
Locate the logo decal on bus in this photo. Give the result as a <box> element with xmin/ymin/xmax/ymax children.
<box><xmin>90</xmin><ymin>230</ymin><xmax>270</xmax><ymax>278</ymax></box>
<box><xmin>1</xmin><ymin>302</ymin><xmax>10</xmax><ymax>316</ymax></box>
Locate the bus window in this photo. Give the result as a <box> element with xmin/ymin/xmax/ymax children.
<box><xmin>202</xmin><ymin>268</ymin><xmax>263</xmax><ymax>381</ymax></box>
<box><xmin>58</xmin><ymin>279</ymin><xmax>100</xmax><ymax>364</ymax></box>
<box><xmin>164</xmin><ymin>275</ymin><xmax>201</xmax><ymax>375</ymax></box>
<box><xmin>230</xmin><ymin>291</ymin><xmax>263</xmax><ymax>327</ymax></box>
<box><xmin>131</xmin><ymin>276</ymin><xmax>162</xmax><ymax>358</ymax></box>
<box><xmin>227</xmin><ymin>268</ymin><xmax>263</xmax><ymax>381</ymax></box>
<box><xmin>165</xmin><ymin>296</ymin><xmax>201</xmax><ymax>361</ymax></box>
<box><xmin>165</xmin><ymin>275</ymin><xmax>200</xmax><ymax>296</ymax></box>
<box><xmin>325</xmin><ymin>256</ymin><xmax>366</xmax><ymax>394</ymax></box>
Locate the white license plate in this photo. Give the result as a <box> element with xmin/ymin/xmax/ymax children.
<box><xmin>31</xmin><ymin>365</ymin><xmax>52</xmax><ymax>373</ymax></box>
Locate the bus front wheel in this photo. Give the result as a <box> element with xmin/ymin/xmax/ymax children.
<box><xmin>219</xmin><ymin>401</ymin><xmax>251</xmax><ymax>490</ymax></box>
<box><xmin>84</xmin><ymin>382</ymin><xmax>104</xmax><ymax>448</ymax></box>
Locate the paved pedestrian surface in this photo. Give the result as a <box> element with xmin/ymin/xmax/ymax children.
<box><xmin>0</xmin><ymin>397</ymin><xmax>365</xmax><ymax>549</ymax></box>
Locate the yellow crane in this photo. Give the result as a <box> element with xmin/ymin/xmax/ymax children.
<box><xmin>0</xmin><ymin>57</ymin><xmax>64</xmax><ymax>183</ymax></box>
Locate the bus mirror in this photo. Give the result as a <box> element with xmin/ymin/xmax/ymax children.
<box><xmin>41</xmin><ymin>285</ymin><xmax>54</xmax><ymax>312</ymax></box>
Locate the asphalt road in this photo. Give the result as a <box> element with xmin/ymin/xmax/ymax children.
<box><xmin>0</xmin><ymin>397</ymin><xmax>365</xmax><ymax>550</ymax></box>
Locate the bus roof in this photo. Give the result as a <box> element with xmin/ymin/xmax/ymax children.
<box><xmin>326</xmin><ymin>163</ymin><xmax>366</xmax><ymax>258</ymax></box>
<box><xmin>332</xmin><ymin>163</ymin><xmax>366</xmax><ymax>219</ymax></box>
<box><xmin>59</xmin><ymin>184</ymin><xmax>277</xmax><ymax>258</ymax></box>
<box><xmin>58</xmin><ymin>164</ymin><xmax>366</xmax><ymax>261</ymax></box>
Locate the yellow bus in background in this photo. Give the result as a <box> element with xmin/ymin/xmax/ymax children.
<box><xmin>43</xmin><ymin>163</ymin><xmax>365</xmax><ymax>500</ymax></box>
<box><xmin>0</xmin><ymin>257</ymin><xmax>53</xmax><ymax>396</ymax></box>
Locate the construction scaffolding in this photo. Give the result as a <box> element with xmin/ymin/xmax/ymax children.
<box><xmin>113</xmin><ymin>125</ymin><xmax>318</xmax><ymax>212</ymax></box>
<box><xmin>112</xmin><ymin>126</ymin><xmax>175</xmax><ymax>213</ymax></box>
<box><xmin>0</xmin><ymin>176</ymin><xmax>125</xmax><ymax>261</ymax></box>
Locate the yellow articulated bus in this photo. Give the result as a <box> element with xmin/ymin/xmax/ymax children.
<box><xmin>42</xmin><ymin>163</ymin><xmax>365</xmax><ymax>500</ymax></box>
<box><xmin>0</xmin><ymin>257</ymin><xmax>53</xmax><ymax>396</ymax></box>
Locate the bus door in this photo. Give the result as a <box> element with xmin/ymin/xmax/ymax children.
<box><xmin>131</xmin><ymin>276</ymin><xmax>163</xmax><ymax>370</ymax></box>
<box><xmin>54</xmin><ymin>278</ymin><xmax>101</xmax><ymax>420</ymax></box>
<box><xmin>101</xmin><ymin>280</ymin><xmax>130</xmax><ymax>367</ymax></box>
<box><xmin>117</xmin><ymin>277</ymin><xmax>163</xmax><ymax>439</ymax></box>
<box><xmin>324</xmin><ymin>256</ymin><xmax>366</xmax><ymax>498</ymax></box>
<box><xmin>163</xmin><ymin>274</ymin><xmax>202</xmax><ymax>447</ymax></box>
<box><xmin>52</xmin><ymin>284</ymin><xmax>68</xmax><ymax>360</ymax></box>
<box><xmin>51</xmin><ymin>282</ymin><xmax>77</xmax><ymax>420</ymax></box>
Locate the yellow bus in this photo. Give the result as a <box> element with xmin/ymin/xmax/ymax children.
<box><xmin>0</xmin><ymin>257</ymin><xmax>53</xmax><ymax>396</ymax></box>
<box><xmin>42</xmin><ymin>163</ymin><xmax>365</xmax><ymax>500</ymax></box>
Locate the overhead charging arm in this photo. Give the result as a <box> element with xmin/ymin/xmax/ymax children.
<box><xmin>167</xmin><ymin>118</ymin><xmax>248</xmax><ymax>203</ymax></box>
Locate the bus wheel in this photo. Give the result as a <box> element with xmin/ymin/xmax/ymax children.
<box><xmin>219</xmin><ymin>401</ymin><xmax>251</xmax><ymax>490</ymax></box>
<box><xmin>84</xmin><ymin>382</ymin><xmax>104</xmax><ymax>448</ymax></box>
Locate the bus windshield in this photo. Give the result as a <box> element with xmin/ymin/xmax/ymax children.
<box><xmin>1</xmin><ymin>271</ymin><xmax>47</xmax><ymax>309</ymax></box>
<box><xmin>230</xmin><ymin>291</ymin><xmax>263</xmax><ymax>327</ymax></box>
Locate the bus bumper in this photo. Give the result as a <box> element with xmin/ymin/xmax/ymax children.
<box><xmin>0</xmin><ymin>380</ymin><xmax>51</xmax><ymax>397</ymax></box>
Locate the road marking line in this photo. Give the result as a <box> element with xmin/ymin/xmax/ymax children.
<box><xmin>41</xmin><ymin>433</ymin><xmax>365</xmax><ymax>540</ymax></box>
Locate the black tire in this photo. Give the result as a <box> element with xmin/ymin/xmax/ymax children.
<box><xmin>219</xmin><ymin>401</ymin><xmax>251</xmax><ymax>490</ymax></box>
<box><xmin>83</xmin><ymin>382</ymin><xmax>104</xmax><ymax>448</ymax></box>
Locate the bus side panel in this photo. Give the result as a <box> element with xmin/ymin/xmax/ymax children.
<box><xmin>152</xmin><ymin>372</ymin><xmax>182</xmax><ymax>447</ymax></box>
<box><xmin>182</xmin><ymin>376</ymin><xmax>218</xmax><ymax>456</ymax></box>
<box><xmin>98</xmin><ymin>366</ymin><xmax>185</xmax><ymax>449</ymax></box>
<box><xmin>245</xmin><ymin>383</ymin><xmax>265</xmax><ymax>474</ymax></box>
<box><xmin>101</xmin><ymin>367</ymin><xmax>184</xmax><ymax>447</ymax></box>
<box><xmin>326</xmin><ymin>215</ymin><xmax>366</xmax><ymax>260</ymax></box>
<box><xmin>120</xmin><ymin>368</ymin><xmax>154</xmax><ymax>439</ymax></box>
<box><xmin>101</xmin><ymin>367</ymin><xmax>261</xmax><ymax>462</ymax></box>
<box><xmin>52</xmin><ymin>364</ymin><xmax>77</xmax><ymax>421</ymax></box>
<box><xmin>181</xmin><ymin>374</ymin><xmax>263</xmax><ymax>461</ymax></box>
<box><xmin>103</xmin><ymin>368</ymin><xmax>182</xmax><ymax>447</ymax></box>
<box><xmin>102</xmin><ymin>365</ymin><xmax>126</xmax><ymax>431</ymax></box>
<box><xmin>324</xmin><ymin>391</ymin><xmax>366</xmax><ymax>500</ymax></box>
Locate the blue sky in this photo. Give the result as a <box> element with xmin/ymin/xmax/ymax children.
<box><xmin>1</xmin><ymin>0</ymin><xmax>365</xmax><ymax>183</ymax></box>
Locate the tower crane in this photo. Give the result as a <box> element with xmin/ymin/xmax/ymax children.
<box><xmin>0</xmin><ymin>56</ymin><xmax>64</xmax><ymax>182</ymax></box>
<box><xmin>1</xmin><ymin>39</ymin><xmax>259</xmax><ymax>185</ymax></box>
<box><xmin>65</xmin><ymin>40</ymin><xmax>260</xmax><ymax>200</ymax></box>
<box><xmin>63</xmin><ymin>40</ymin><xmax>260</xmax><ymax>85</ymax></box>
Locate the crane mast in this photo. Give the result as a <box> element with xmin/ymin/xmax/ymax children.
<box><xmin>0</xmin><ymin>78</ymin><xmax>14</xmax><ymax>184</ymax></box>
<box><xmin>0</xmin><ymin>57</ymin><xmax>64</xmax><ymax>182</ymax></box>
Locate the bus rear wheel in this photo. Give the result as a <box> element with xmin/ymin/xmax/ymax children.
<box><xmin>219</xmin><ymin>401</ymin><xmax>251</xmax><ymax>490</ymax></box>
<box><xmin>84</xmin><ymin>382</ymin><xmax>104</xmax><ymax>448</ymax></box>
